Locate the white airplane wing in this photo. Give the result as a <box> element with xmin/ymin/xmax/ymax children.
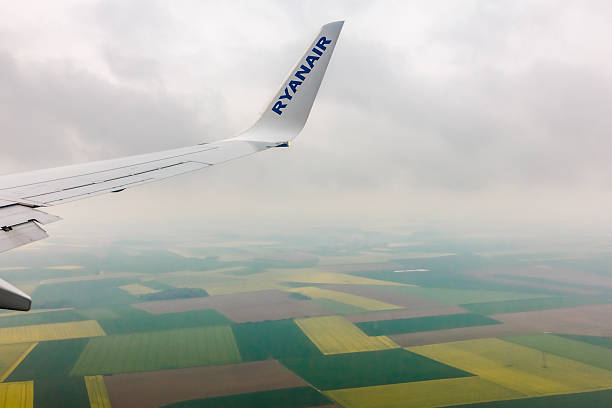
<box><xmin>0</xmin><ymin>21</ymin><xmax>344</xmax><ymax>310</ymax></box>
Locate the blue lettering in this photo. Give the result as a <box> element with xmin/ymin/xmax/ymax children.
<box><xmin>278</xmin><ymin>87</ymin><xmax>292</xmax><ymax>101</ymax></box>
<box><xmin>312</xmin><ymin>48</ymin><xmax>323</xmax><ymax>56</ymax></box>
<box><xmin>306</xmin><ymin>55</ymin><xmax>319</xmax><ymax>68</ymax></box>
<box><xmin>295</xmin><ymin>64</ymin><xmax>311</xmax><ymax>81</ymax></box>
<box><xmin>289</xmin><ymin>80</ymin><xmax>302</xmax><ymax>93</ymax></box>
<box><xmin>316</xmin><ymin>36</ymin><xmax>332</xmax><ymax>51</ymax></box>
<box><xmin>272</xmin><ymin>101</ymin><xmax>287</xmax><ymax>115</ymax></box>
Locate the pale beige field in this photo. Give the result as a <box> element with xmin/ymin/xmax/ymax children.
<box><xmin>0</xmin><ymin>321</ymin><xmax>105</xmax><ymax>345</ymax></box>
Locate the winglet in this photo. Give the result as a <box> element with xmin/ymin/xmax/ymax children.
<box><xmin>237</xmin><ymin>21</ymin><xmax>344</xmax><ymax>145</ymax></box>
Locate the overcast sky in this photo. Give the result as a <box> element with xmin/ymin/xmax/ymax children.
<box><xmin>2</xmin><ymin>1</ymin><xmax>612</xmax><ymax>240</ymax></box>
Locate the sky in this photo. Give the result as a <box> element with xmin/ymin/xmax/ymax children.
<box><xmin>2</xmin><ymin>1</ymin><xmax>612</xmax><ymax>240</ymax></box>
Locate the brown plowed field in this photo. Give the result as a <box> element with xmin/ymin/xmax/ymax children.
<box><xmin>134</xmin><ymin>289</ymin><xmax>330</xmax><ymax>322</ymax></box>
<box><xmin>319</xmin><ymin>284</ymin><xmax>446</xmax><ymax>309</ymax></box>
<box><xmin>104</xmin><ymin>360</ymin><xmax>307</xmax><ymax>408</ymax></box>
<box><xmin>390</xmin><ymin>322</ymin><xmax>534</xmax><ymax>347</ymax></box>
<box><xmin>346</xmin><ymin>306</ymin><xmax>469</xmax><ymax>323</ymax></box>
<box><xmin>492</xmin><ymin>304</ymin><xmax>612</xmax><ymax>337</ymax></box>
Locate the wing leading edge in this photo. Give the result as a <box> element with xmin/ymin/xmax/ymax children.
<box><xmin>0</xmin><ymin>21</ymin><xmax>344</xmax><ymax>310</ymax></box>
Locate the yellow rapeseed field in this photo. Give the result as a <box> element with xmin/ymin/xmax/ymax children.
<box><xmin>289</xmin><ymin>287</ymin><xmax>401</xmax><ymax>311</ymax></box>
<box><xmin>409</xmin><ymin>338</ymin><xmax>612</xmax><ymax>396</ymax></box>
<box><xmin>295</xmin><ymin>316</ymin><xmax>399</xmax><ymax>355</ymax></box>
<box><xmin>0</xmin><ymin>321</ymin><xmax>105</xmax><ymax>345</ymax></box>
<box><xmin>0</xmin><ymin>343</ymin><xmax>37</xmax><ymax>382</ymax></box>
<box><xmin>326</xmin><ymin>376</ymin><xmax>522</xmax><ymax>408</ymax></box>
<box><xmin>119</xmin><ymin>283</ymin><xmax>160</xmax><ymax>295</ymax></box>
<box><xmin>84</xmin><ymin>376</ymin><xmax>112</xmax><ymax>408</ymax></box>
<box><xmin>265</xmin><ymin>268</ymin><xmax>406</xmax><ymax>286</ymax></box>
<box><xmin>0</xmin><ymin>381</ymin><xmax>33</xmax><ymax>408</ymax></box>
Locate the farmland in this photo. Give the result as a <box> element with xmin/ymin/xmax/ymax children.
<box><xmin>0</xmin><ymin>321</ymin><xmax>105</xmax><ymax>344</ymax></box>
<box><xmin>104</xmin><ymin>360</ymin><xmax>307</xmax><ymax>408</ymax></box>
<box><xmin>294</xmin><ymin>316</ymin><xmax>399</xmax><ymax>355</ymax></box>
<box><xmin>281</xmin><ymin>348</ymin><xmax>471</xmax><ymax>390</ymax></box>
<box><xmin>356</xmin><ymin>313</ymin><xmax>500</xmax><ymax>336</ymax></box>
<box><xmin>0</xmin><ymin>231</ymin><xmax>612</xmax><ymax>407</ymax></box>
<box><xmin>326</xmin><ymin>377</ymin><xmax>521</xmax><ymax>408</ymax></box>
<box><xmin>410</xmin><ymin>338</ymin><xmax>612</xmax><ymax>395</ymax></box>
<box><xmin>71</xmin><ymin>326</ymin><xmax>241</xmax><ymax>375</ymax></box>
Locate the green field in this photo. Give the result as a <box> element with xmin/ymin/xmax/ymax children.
<box><xmin>558</xmin><ymin>334</ymin><xmax>612</xmax><ymax>350</ymax></box>
<box><xmin>232</xmin><ymin>320</ymin><xmax>322</xmax><ymax>361</ymax></box>
<box><xmin>447</xmin><ymin>388</ymin><xmax>612</xmax><ymax>407</ymax></box>
<box><xmin>281</xmin><ymin>348</ymin><xmax>471</xmax><ymax>390</ymax></box>
<box><xmin>377</xmin><ymin>285</ymin><xmax>552</xmax><ymax>305</ymax></box>
<box><xmin>98</xmin><ymin>309</ymin><xmax>230</xmax><ymax>334</ymax></box>
<box><xmin>504</xmin><ymin>334</ymin><xmax>612</xmax><ymax>371</ymax></box>
<box><xmin>461</xmin><ymin>295</ymin><xmax>612</xmax><ymax>315</ymax></box>
<box><xmin>32</xmin><ymin>278</ymin><xmax>139</xmax><ymax>308</ymax></box>
<box><xmin>356</xmin><ymin>313</ymin><xmax>500</xmax><ymax>336</ymax></box>
<box><xmin>161</xmin><ymin>387</ymin><xmax>331</xmax><ymax>408</ymax></box>
<box><xmin>312</xmin><ymin>298</ymin><xmax>368</xmax><ymax>314</ymax></box>
<box><xmin>71</xmin><ymin>326</ymin><xmax>241</xmax><ymax>375</ymax></box>
<box><xmin>8</xmin><ymin>339</ymin><xmax>90</xmax><ymax>408</ymax></box>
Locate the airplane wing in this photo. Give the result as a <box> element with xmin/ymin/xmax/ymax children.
<box><xmin>0</xmin><ymin>21</ymin><xmax>344</xmax><ymax>310</ymax></box>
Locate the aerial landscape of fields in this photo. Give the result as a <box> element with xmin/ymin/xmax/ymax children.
<box><xmin>0</xmin><ymin>228</ymin><xmax>612</xmax><ymax>408</ymax></box>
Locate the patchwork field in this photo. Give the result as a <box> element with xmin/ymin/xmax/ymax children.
<box><xmin>0</xmin><ymin>343</ymin><xmax>37</xmax><ymax>381</ymax></box>
<box><xmin>294</xmin><ymin>316</ymin><xmax>399</xmax><ymax>355</ymax></box>
<box><xmin>0</xmin><ymin>381</ymin><xmax>33</xmax><ymax>408</ymax></box>
<box><xmin>346</xmin><ymin>306</ymin><xmax>470</xmax><ymax>323</ymax></box>
<box><xmin>281</xmin><ymin>348</ymin><xmax>471</xmax><ymax>390</ymax></box>
<box><xmin>356</xmin><ymin>314</ymin><xmax>500</xmax><ymax>336</ymax></box>
<box><xmin>135</xmin><ymin>290</ymin><xmax>330</xmax><ymax>322</ymax></box>
<box><xmin>504</xmin><ymin>334</ymin><xmax>612</xmax><ymax>371</ymax></box>
<box><xmin>390</xmin><ymin>322</ymin><xmax>534</xmax><ymax>347</ymax></box>
<box><xmin>462</xmin><ymin>295</ymin><xmax>612</xmax><ymax>315</ymax></box>
<box><xmin>231</xmin><ymin>319</ymin><xmax>322</xmax><ymax>361</ymax></box>
<box><xmin>159</xmin><ymin>386</ymin><xmax>332</xmax><ymax>408</ymax></box>
<box><xmin>378</xmin><ymin>286</ymin><xmax>551</xmax><ymax>306</ymax></box>
<box><xmin>325</xmin><ymin>377</ymin><xmax>521</xmax><ymax>408</ymax></box>
<box><xmin>98</xmin><ymin>309</ymin><xmax>230</xmax><ymax>334</ymax></box>
<box><xmin>447</xmin><ymin>388</ymin><xmax>612</xmax><ymax>407</ymax></box>
<box><xmin>492</xmin><ymin>304</ymin><xmax>612</xmax><ymax>336</ymax></box>
<box><xmin>84</xmin><ymin>376</ymin><xmax>111</xmax><ymax>408</ymax></box>
<box><xmin>104</xmin><ymin>360</ymin><xmax>307</xmax><ymax>408</ymax></box>
<box><xmin>0</xmin><ymin>321</ymin><xmax>105</xmax><ymax>344</ymax></box>
<box><xmin>319</xmin><ymin>284</ymin><xmax>450</xmax><ymax>309</ymax></box>
<box><xmin>410</xmin><ymin>338</ymin><xmax>612</xmax><ymax>395</ymax></box>
<box><xmin>288</xmin><ymin>287</ymin><xmax>401</xmax><ymax>311</ymax></box>
<box><xmin>0</xmin><ymin>309</ymin><xmax>86</xmax><ymax>329</ymax></box>
<box><xmin>71</xmin><ymin>326</ymin><xmax>241</xmax><ymax>375</ymax></box>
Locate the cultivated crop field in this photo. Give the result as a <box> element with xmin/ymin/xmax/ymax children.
<box><xmin>0</xmin><ymin>321</ymin><xmax>105</xmax><ymax>345</ymax></box>
<box><xmin>295</xmin><ymin>316</ymin><xmax>399</xmax><ymax>355</ymax></box>
<box><xmin>410</xmin><ymin>338</ymin><xmax>612</xmax><ymax>395</ymax></box>
<box><xmin>71</xmin><ymin>326</ymin><xmax>241</xmax><ymax>375</ymax></box>
<box><xmin>288</xmin><ymin>287</ymin><xmax>401</xmax><ymax>311</ymax></box>
<box><xmin>0</xmin><ymin>381</ymin><xmax>33</xmax><ymax>408</ymax></box>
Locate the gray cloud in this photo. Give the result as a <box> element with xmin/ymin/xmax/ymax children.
<box><xmin>2</xmin><ymin>0</ymin><xmax>612</xmax><ymax>233</ymax></box>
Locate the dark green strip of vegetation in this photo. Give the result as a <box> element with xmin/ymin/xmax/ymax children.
<box><xmin>140</xmin><ymin>287</ymin><xmax>208</xmax><ymax>301</ymax></box>
<box><xmin>288</xmin><ymin>292</ymin><xmax>311</xmax><ymax>300</ymax></box>
<box><xmin>0</xmin><ymin>309</ymin><xmax>86</xmax><ymax>328</ymax></box>
<box><xmin>161</xmin><ymin>387</ymin><xmax>330</xmax><ymax>408</ymax></box>
<box><xmin>232</xmin><ymin>319</ymin><xmax>322</xmax><ymax>361</ymax></box>
<box><xmin>8</xmin><ymin>338</ymin><xmax>89</xmax><ymax>380</ymax></box>
<box><xmin>461</xmin><ymin>295</ymin><xmax>612</xmax><ymax>315</ymax></box>
<box><xmin>447</xmin><ymin>389</ymin><xmax>612</xmax><ymax>407</ymax></box>
<box><xmin>558</xmin><ymin>334</ymin><xmax>612</xmax><ymax>350</ymax></box>
<box><xmin>311</xmin><ymin>298</ymin><xmax>368</xmax><ymax>315</ymax></box>
<box><xmin>33</xmin><ymin>377</ymin><xmax>90</xmax><ymax>408</ymax></box>
<box><xmin>98</xmin><ymin>309</ymin><xmax>229</xmax><ymax>334</ymax></box>
<box><xmin>139</xmin><ymin>280</ymin><xmax>175</xmax><ymax>290</ymax></box>
<box><xmin>356</xmin><ymin>313</ymin><xmax>500</xmax><ymax>336</ymax></box>
<box><xmin>281</xmin><ymin>349</ymin><xmax>472</xmax><ymax>390</ymax></box>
